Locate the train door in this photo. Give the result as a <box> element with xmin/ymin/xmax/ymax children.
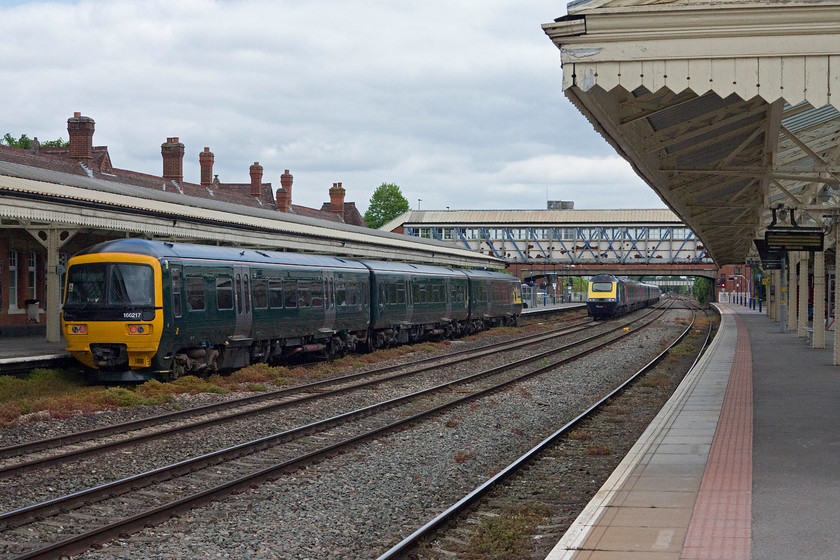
<box><xmin>406</xmin><ymin>276</ymin><xmax>414</xmax><ymax>324</ymax></box>
<box><xmin>168</xmin><ymin>262</ymin><xmax>182</xmax><ymax>330</ymax></box>
<box><xmin>323</xmin><ymin>272</ymin><xmax>336</xmax><ymax>331</ymax></box>
<box><xmin>444</xmin><ymin>278</ymin><xmax>451</xmax><ymax>319</ymax></box>
<box><xmin>233</xmin><ymin>266</ymin><xmax>252</xmax><ymax>338</ymax></box>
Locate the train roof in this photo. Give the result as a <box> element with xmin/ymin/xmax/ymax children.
<box><xmin>74</xmin><ymin>240</ymin><xmax>522</xmax><ymax>279</ymax></box>
<box><xmin>590</xmin><ymin>274</ymin><xmax>619</xmax><ymax>282</ymax></box>
<box><xmin>73</xmin><ymin>239</ymin><xmax>369</xmax><ymax>270</ymax></box>
<box><xmin>357</xmin><ymin>260</ymin><xmax>464</xmax><ymax>277</ymax></box>
<box><xmin>461</xmin><ymin>269</ymin><xmax>521</xmax><ymax>281</ymax></box>
<box><xmin>589</xmin><ymin>274</ymin><xmax>660</xmax><ymax>287</ymax></box>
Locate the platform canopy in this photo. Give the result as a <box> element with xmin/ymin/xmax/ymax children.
<box><xmin>543</xmin><ymin>0</ymin><xmax>840</xmax><ymax>265</ymax></box>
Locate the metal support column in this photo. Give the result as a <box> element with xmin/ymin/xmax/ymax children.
<box><xmin>787</xmin><ymin>252</ymin><xmax>797</xmax><ymax>332</ymax></box>
<box><xmin>835</xmin><ymin>230</ymin><xmax>840</xmax><ymax>364</ymax></box>
<box><xmin>27</xmin><ymin>227</ymin><xmax>76</xmax><ymax>343</ymax></box>
<box><xmin>813</xmin><ymin>250</ymin><xmax>825</xmax><ymax>348</ymax></box>
<box><xmin>780</xmin><ymin>255</ymin><xmax>788</xmax><ymax>333</ymax></box>
<box><xmin>798</xmin><ymin>251</ymin><xmax>809</xmax><ymax>338</ymax></box>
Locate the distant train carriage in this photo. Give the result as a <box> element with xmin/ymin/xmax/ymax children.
<box><xmin>586</xmin><ymin>274</ymin><xmax>661</xmax><ymax>319</ymax></box>
<box><xmin>462</xmin><ymin>269</ymin><xmax>523</xmax><ymax>329</ymax></box>
<box><xmin>361</xmin><ymin>260</ymin><xmax>470</xmax><ymax>347</ymax></box>
<box><xmin>62</xmin><ymin>239</ymin><xmax>523</xmax><ymax>382</ymax></box>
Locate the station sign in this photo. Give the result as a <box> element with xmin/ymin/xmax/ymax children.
<box><xmin>753</xmin><ymin>239</ymin><xmax>782</xmax><ymax>270</ymax></box>
<box><xmin>764</xmin><ymin>227</ymin><xmax>824</xmax><ymax>252</ymax></box>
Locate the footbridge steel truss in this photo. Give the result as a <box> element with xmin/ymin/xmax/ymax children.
<box><xmin>406</xmin><ymin>224</ymin><xmax>709</xmax><ymax>266</ymax></box>
<box><xmin>382</xmin><ymin>210</ymin><xmax>716</xmax><ymax>275</ymax></box>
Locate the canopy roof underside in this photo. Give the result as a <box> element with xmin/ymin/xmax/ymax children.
<box><xmin>543</xmin><ymin>0</ymin><xmax>840</xmax><ymax>265</ymax></box>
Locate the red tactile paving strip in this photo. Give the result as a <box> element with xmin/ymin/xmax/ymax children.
<box><xmin>680</xmin><ymin>312</ymin><xmax>752</xmax><ymax>560</ymax></box>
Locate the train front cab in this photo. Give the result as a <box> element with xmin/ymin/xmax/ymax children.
<box><xmin>587</xmin><ymin>276</ymin><xmax>620</xmax><ymax>318</ymax></box>
<box><xmin>62</xmin><ymin>251</ymin><xmax>165</xmax><ymax>381</ymax></box>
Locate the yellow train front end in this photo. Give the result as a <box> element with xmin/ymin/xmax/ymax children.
<box><xmin>586</xmin><ymin>275</ymin><xmax>620</xmax><ymax>319</ymax></box>
<box><xmin>61</xmin><ymin>252</ymin><xmax>165</xmax><ymax>381</ymax></box>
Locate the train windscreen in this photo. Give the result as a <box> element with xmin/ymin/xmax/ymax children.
<box><xmin>591</xmin><ymin>282</ymin><xmax>613</xmax><ymax>292</ymax></box>
<box><xmin>65</xmin><ymin>263</ymin><xmax>154</xmax><ymax>307</ymax></box>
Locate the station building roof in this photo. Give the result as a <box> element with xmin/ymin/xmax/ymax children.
<box><xmin>0</xmin><ymin>160</ymin><xmax>502</xmax><ymax>271</ymax></box>
<box><xmin>380</xmin><ymin>208</ymin><xmax>683</xmax><ymax>231</ymax></box>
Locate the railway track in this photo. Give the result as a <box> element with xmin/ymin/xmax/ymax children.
<box><xmin>0</xmin><ymin>304</ymin><xmax>675</xmax><ymax>559</ymax></box>
<box><xmin>377</xmin><ymin>304</ymin><xmax>714</xmax><ymax>559</ymax></box>
<box><xmin>0</xmin><ymin>316</ymin><xmax>596</xmax><ymax>473</ymax></box>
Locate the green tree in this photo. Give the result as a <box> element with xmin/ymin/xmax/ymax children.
<box><xmin>692</xmin><ymin>276</ymin><xmax>714</xmax><ymax>305</ymax></box>
<box><xmin>2</xmin><ymin>133</ymin><xmax>33</xmax><ymax>149</ymax></box>
<box><xmin>1</xmin><ymin>133</ymin><xmax>68</xmax><ymax>149</ymax></box>
<box><xmin>363</xmin><ymin>183</ymin><xmax>410</xmax><ymax>229</ymax></box>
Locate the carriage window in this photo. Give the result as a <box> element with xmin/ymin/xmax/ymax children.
<box><xmin>217</xmin><ymin>277</ymin><xmax>234</xmax><ymax>310</ymax></box>
<box><xmin>283</xmin><ymin>280</ymin><xmax>297</xmax><ymax>308</ymax></box>
<box><xmin>186</xmin><ymin>276</ymin><xmax>205</xmax><ymax>311</ymax></box>
<box><xmin>387</xmin><ymin>283</ymin><xmax>397</xmax><ymax>305</ymax></box>
<box><xmin>268</xmin><ymin>279</ymin><xmax>283</xmax><ymax>309</ymax></box>
<box><xmin>252</xmin><ymin>278</ymin><xmax>268</xmax><ymax>309</ymax></box>
<box><xmin>298</xmin><ymin>281</ymin><xmax>311</xmax><ymax>308</ymax></box>
<box><xmin>395</xmin><ymin>283</ymin><xmax>406</xmax><ymax>305</ymax></box>
<box><xmin>311</xmin><ymin>280</ymin><xmax>324</xmax><ymax>308</ymax></box>
<box><xmin>347</xmin><ymin>281</ymin><xmax>361</xmax><ymax>306</ymax></box>
<box><xmin>336</xmin><ymin>281</ymin><xmax>347</xmax><ymax>306</ymax></box>
<box><xmin>592</xmin><ymin>282</ymin><xmax>613</xmax><ymax>292</ymax></box>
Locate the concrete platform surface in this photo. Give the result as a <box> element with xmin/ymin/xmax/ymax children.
<box><xmin>545</xmin><ymin>302</ymin><xmax>840</xmax><ymax>559</ymax></box>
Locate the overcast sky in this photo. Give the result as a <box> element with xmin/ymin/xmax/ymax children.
<box><xmin>1</xmin><ymin>0</ymin><xmax>665</xmax><ymax>215</ymax></box>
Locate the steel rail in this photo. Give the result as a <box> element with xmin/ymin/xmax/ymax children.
<box><xmin>3</xmin><ymin>305</ymin><xmax>672</xmax><ymax>559</ymax></box>
<box><xmin>0</xmin><ymin>316</ymin><xmax>592</xmax><ymax>461</ymax></box>
<box><xmin>0</xmin><ymin>318</ymin><xmax>598</xmax><ymax>475</ymax></box>
<box><xmin>376</xmin><ymin>306</ymin><xmax>713</xmax><ymax>559</ymax></box>
<box><xmin>0</xmin><ymin>308</ymin><xmax>657</xmax><ymax>528</ymax></box>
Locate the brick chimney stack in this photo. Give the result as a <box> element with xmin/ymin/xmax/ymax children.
<box><xmin>161</xmin><ymin>137</ymin><xmax>185</xmax><ymax>184</ymax></box>
<box><xmin>67</xmin><ymin>112</ymin><xmax>95</xmax><ymax>161</ymax></box>
<box><xmin>280</xmin><ymin>169</ymin><xmax>293</xmax><ymax>205</ymax></box>
<box><xmin>330</xmin><ymin>182</ymin><xmax>346</xmax><ymax>220</ymax></box>
<box><xmin>199</xmin><ymin>147</ymin><xmax>214</xmax><ymax>186</ymax></box>
<box><xmin>276</xmin><ymin>187</ymin><xmax>290</xmax><ymax>212</ymax></box>
<box><xmin>249</xmin><ymin>162</ymin><xmax>263</xmax><ymax>197</ymax></box>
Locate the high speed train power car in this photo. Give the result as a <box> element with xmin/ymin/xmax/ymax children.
<box><xmin>586</xmin><ymin>274</ymin><xmax>661</xmax><ymax>319</ymax></box>
<box><xmin>61</xmin><ymin>239</ymin><xmax>523</xmax><ymax>382</ymax></box>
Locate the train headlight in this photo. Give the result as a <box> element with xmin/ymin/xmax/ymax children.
<box><xmin>69</xmin><ymin>324</ymin><xmax>88</xmax><ymax>335</ymax></box>
<box><xmin>127</xmin><ymin>324</ymin><xmax>150</xmax><ymax>335</ymax></box>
